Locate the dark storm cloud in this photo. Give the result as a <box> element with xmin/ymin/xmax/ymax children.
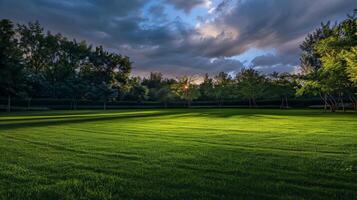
<box><xmin>251</xmin><ymin>53</ymin><xmax>299</xmax><ymax>68</ymax></box>
<box><xmin>0</xmin><ymin>0</ymin><xmax>355</xmax><ymax>76</ymax></box>
<box><xmin>164</xmin><ymin>0</ymin><xmax>208</xmax><ymax>12</ymax></box>
<box><xmin>250</xmin><ymin>53</ymin><xmax>300</xmax><ymax>74</ymax></box>
<box><xmin>0</xmin><ymin>0</ymin><xmax>146</xmax><ymax>46</ymax></box>
<box><xmin>195</xmin><ymin>0</ymin><xmax>355</xmax><ymax>68</ymax></box>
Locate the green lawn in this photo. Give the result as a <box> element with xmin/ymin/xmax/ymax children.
<box><xmin>0</xmin><ymin>109</ymin><xmax>356</xmax><ymax>200</ymax></box>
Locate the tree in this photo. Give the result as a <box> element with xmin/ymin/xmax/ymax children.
<box><xmin>142</xmin><ymin>72</ymin><xmax>164</xmax><ymax>101</ymax></box>
<box><xmin>0</xmin><ymin>19</ymin><xmax>24</xmax><ymax>111</ymax></box>
<box><xmin>299</xmin><ymin>22</ymin><xmax>333</xmax><ymax>75</ymax></box>
<box><xmin>142</xmin><ymin>72</ymin><xmax>163</xmax><ymax>89</ymax></box>
<box><xmin>16</xmin><ymin>21</ymin><xmax>45</xmax><ymax>105</ymax></box>
<box><xmin>344</xmin><ymin>47</ymin><xmax>357</xmax><ymax>85</ymax></box>
<box><xmin>156</xmin><ymin>86</ymin><xmax>174</xmax><ymax>108</ymax></box>
<box><xmin>59</xmin><ymin>40</ymin><xmax>91</xmax><ymax>108</ymax></box>
<box><xmin>298</xmin><ymin>13</ymin><xmax>357</xmax><ymax>111</ymax></box>
<box><xmin>78</xmin><ymin>45</ymin><xmax>132</xmax><ymax>107</ymax></box>
<box><xmin>268</xmin><ymin>72</ymin><xmax>297</xmax><ymax>109</ymax></box>
<box><xmin>17</xmin><ymin>21</ymin><xmax>46</xmax><ymax>74</ymax></box>
<box><xmin>236</xmin><ymin>69</ymin><xmax>266</xmax><ymax>108</ymax></box>
<box><xmin>126</xmin><ymin>77</ymin><xmax>148</xmax><ymax>103</ymax></box>
<box><xmin>14</xmin><ymin>19</ymin><xmax>132</xmax><ymax>104</ymax></box>
<box><xmin>199</xmin><ymin>74</ymin><xmax>215</xmax><ymax>101</ymax></box>
<box><xmin>214</xmin><ymin>72</ymin><xmax>232</xmax><ymax>106</ymax></box>
<box><xmin>172</xmin><ymin>76</ymin><xmax>200</xmax><ymax>107</ymax></box>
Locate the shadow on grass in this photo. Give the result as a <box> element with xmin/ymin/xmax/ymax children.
<box><xmin>0</xmin><ymin>108</ymin><xmax>355</xmax><ymax>131</ymax></box>
<box><xmin>193</xmin><ymin>108</ymin><xmax>357</xmax><ymax>118</ymax></box>
<box><xmin>0</xmin><ymin>110</ymin><xmax>186</xmax><ymax>131</ymax></box>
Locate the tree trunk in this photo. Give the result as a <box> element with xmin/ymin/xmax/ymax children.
<box><xmin>7</xmin><ymin>95</ymin><xmax>11</xmax><ymax>112</ymax></box>
<box><xmin>280</xmin><ymin>97</ymin><xmax>284</xmax><ymax>109</ymax></box>
<box><xmin>326</xmin><ymin>95</ymin><xmax>333</xmax><ymax>112</ymax></box>
<box><xmin>327</xmin><ymin>94</ymin><xmax>337</xmax><ymax>112</ymax></box>
<box><xmin>285</xmin><ymin>96</ymin><xmax>289</xmax><ymax>109</ymax></box>
<box><xmin>322</xmin><ymin>94</ymin><xmax>328</xmax><ymax>112</ymax></box>
<box><xmin>330</xmin><ymin>95</ymin><xmax>338</xmax><ymax>112</ymax></box>
<box><xmin>103</xmin><ymin>101</ymin><xmax>107</xmax><ymax>110</ymax></box>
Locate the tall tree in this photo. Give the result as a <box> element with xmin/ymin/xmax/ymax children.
<box><xmin>298</xmin><ymin>14</ymin><xmax>357</xmax><ymax>111</ymax></box>
<box><xmin>214</xmin><ymin>72</ymin><xmax>232</xmax><ymax>106</ymax></box>
<box><xmin>172</xmin><ymin>76</ymin><xmax>200</xmax><ymax>107</ymax></box>
<box><xmin>142</xmin><ymin>72</ymin><xmax>164</xmax><ymax>101</ymax></box>
<box><xmin>156</xmin><ymin>86</ymin><xmax>174</xmax><ymax>108</ymax></box>
<box><xmin>236</xmin><ymin>69</ymin><xmax>266</xmax><ymax>108</ymax></box>
<box><xmin>268</xmin><ymin>72</ymin><xmax>297</xmax><ymax>109</ymax></box>
<box><xmin>0</xmin><ymin>19</ymin><xmax>24</xmax><ymax>111</ymax></box>
<box><xmin>126</xmin><ymin>77</ymin><xmax>148</xmax><ymax>103</ymax></box>
<box><xmin>199</xmin><ymin>74</ymin><xmax>215</xmax><ymax>101</ymax></box>
<box><xmin>299</xmin><ymin>22</ymin><xmax>334</xmax><ymax>75</ymax></box>
<box><xmin>344</xmin><ymin>47</ymin><xmax>357</xmax><ymax>85</ymax></box>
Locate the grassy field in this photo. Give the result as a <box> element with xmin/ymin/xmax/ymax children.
<box><xmin>0</xmin><ymin>109</ymin><xmax>356</xmax><ymax>200</ymax></box>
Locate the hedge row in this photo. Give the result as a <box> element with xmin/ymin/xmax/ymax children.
<box><xmin>0</xmin><ymin>97</ymin><xmax>329</xmax><ymax>111</ymax></box>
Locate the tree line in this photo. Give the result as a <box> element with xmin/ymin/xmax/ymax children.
<box><xmin>0</xmin><ymin>13</ymin><xmax>356</xmax><ymax>111</ymax></box>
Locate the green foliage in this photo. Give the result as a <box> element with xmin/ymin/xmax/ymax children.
<box><xmin>156</xmin><ymin>86</ymin><xmax>174</xmax><ymax>106</ymax></box>
<box><xmin>142</xmin><ymin>72</ymin><xmax>177</xmax><ymax>102</ymax></box>
<box><xmin>214</xmin><ymin>72</ymin><xmax>234</xmax><ymax>103</ymax></box>
<box><xmin>1</xmin><ymin>19</ymin><xmax>132</xmax><ymax>103</ymax></box>
<box><xmin>0</xmin><ymin>19</ymin><xmax>25</xmax><ymax>97</ymax></box>
<box><xmin>299</xmin><ymin>22</ymin><xmax>334</xmax><ymax>74</ymax></box>
<box><xmin>344</xmin><ymin>47</ymin><xmax>357</xmax><ymax>85</ymax></box>
<box><xmin>126</xmin><ymin>77</ymin><xmax>149</xmax><ymax>102</ymax></box>
<box><xmin>172</xmin><ymin>76</ymin><xmax>200</xmax><ymax>106</ymax></box>
<box><xmin>199</xmin><ymin>74</ymin><xmax>215</xmax><ymax>100</ymax></box>
<box><xmin>298</xmin><ymin>13</ymin><xmax>357</xmax><ymax>111</ymax></box>
<box><xmin>236</xmin><ymin>68</ymin><xmax>267</xmax><ymax>107</ymax></box>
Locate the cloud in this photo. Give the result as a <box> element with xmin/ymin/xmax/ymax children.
<box><xmin>0</xmin><ymin>0</ymin><xmax>355</xmax><ymax>76</ymax></box>
<box><xmin>194</xmin><ymin>0</ymin><xmax>355</xmax><ymax>56</ymax></box>
<box><xmin>250</xmin><ymin>53</ymin><xmax>299</xmax><ymax>74</ymax></box>
<box><xmin>164</xmin><ymin>0</ymin><xmax>210</xmax><ymax>12</ymax></box>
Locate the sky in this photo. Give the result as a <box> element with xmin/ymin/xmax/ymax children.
<box><xmin>0</xmin><ymin>0</ymin><xmax>355</xmax><ymax>77</ymax></box>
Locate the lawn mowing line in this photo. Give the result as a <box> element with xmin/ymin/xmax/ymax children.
<box><xmin>69</xmin><ymin>127</ymin><xmax>354</xmax><ymax>156</ymax></box>
<box><xmin>4</xmin><ymin>125</ymin><xmax>353</xmax><ymax>158</ymax></box>
<box><xmin>236</xmin><ymin>165</ymin><xmax>357</xmax><ymax>192</ymax></box>
<box><xmin>38</xmin><ymin>162</ymin><xmax>147</xmax><ymax>180</ymax></box>
<box><xmin>0</xmin><ymin>112</ymin><xmax>189</xmax><ymax>131</ymax></box>
<box><xmin>172</xmin><ymin>160</ymin><xmax>357</xmax><ymax>189</ymax></box>
<box><xmin>36</xmin><ymin>126</ymin><xmax>355</xmax><ymax>156</ymax></box>
<box><xmin>0</xmin><ymin>110</ymin><xmax>194</xmax><ymax>126</ymax></box>
<box><xmin>150</xmin><ymin>178</ymin><xmax>282</xmax><ymax>200</ymax></box>
<box><xmin>56</xmin><ymin>126</ymin><xmax>217</xmax><ymax>140</ymax></box>
<box><xmin>5</xmin><ymin>135</ymin><xmax>350</xmax><ymax>188</ymax></box>
<box><xmin>0</xmin><ymin>163</ymin><xmax>146</xmax><ymax>193</ymax></box>
<box><xmin>3</xmin><ymin>135</ymin><xmax>141</xmax><ymax>161</ymax></box>
<box><xmin>0</xmin><ymin>110</ymin><xmax>162</xmax><ymax>121</ymax></box>
<box><xmin>149</xmin><ymin>167</ymin><xmax>349</xmax><ymax>200</ymax></box>
<box><xmin>51</xmin><ymin>126</ymin><xmax>231</xmax><ymax>143</ymax></box>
